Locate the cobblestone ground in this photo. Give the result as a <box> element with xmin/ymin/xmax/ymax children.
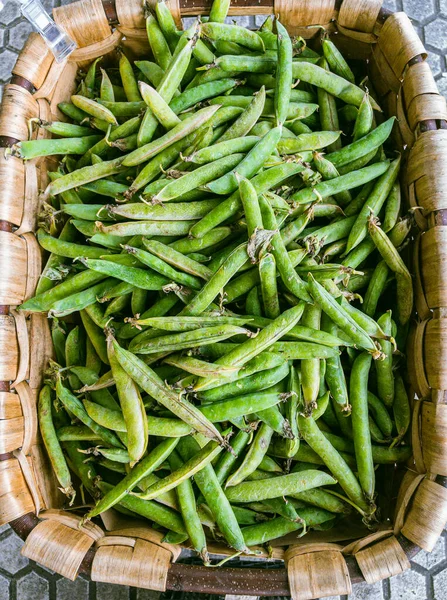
<box><xmin>1</xmin><ymin>0</ymin><xmax>447</xmax><ymax>598</ymax></box>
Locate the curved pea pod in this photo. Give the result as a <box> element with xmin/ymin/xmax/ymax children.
<box><xmin>241</xmin><ymin>508</ymin><xmax>334</xmax><ymax>546</ymax></box>
<box><xmin>218</xmin><ymin>86</ymin><xmax>266</xmax><ymax>142</ymax></box>
<box><xmin>135</xmin><ymin>60</ymin><xmax>165</xmax><ymax>86</ymax></box>
<box><xmin>79</xmin><ymin>310</ymin><xmax>108</xmax><ymax>365</ymax></box>
<box><xmin>352</xmin><ymin>93</ymin><xmax>374</xmax><ymax>141</ymax></box>
<box><xmin>12</xmin><ymin>135</ymin><xmax>103</xmax><ymax>160</ymax></box>
<box><xmin>108</xmin><ymin>339</ymin><xmax>148</xmax><ymax>463</ymax></box>
<box><xmin>36</xmin><ymin>229</ymin><xmax>113</xmax><ymax>260</ymax></box>
<box><xmin>146</xmin><ymin>13</ymin><xmax>172</xmax><ymax>70</ymax></box>
<box><xmin>322</xmin><ymin>38</ymin><xmax>355</xmax><ymax>83</ymax></box>
<box><xmin>195</xmin><ymin>304</ymin><xmax>305</xmax><ymax>391</ymax></box>
<box><xmin>206</xmin><ymin>127</ymin><xmax>282</xmax><ymax>195</ymax></box>
<box><xmin>312</xmin><ymin>151</ymin><xmax>351</xmax><ymax>206</ymax></box>
<box><xmin>368</xmin><ymin>215</ymin><xmax>413</xmax><ymax>325</ymax></box>
<box><xmin>71</xmin><ymin>95</ymin><xmax>117</xmax><ymax>124</ymax></box>
<box><xmin>135</xmin><ymin>439</ymin><xmax>224</xmax><ymax>503</ymax></box>
<box><xmin>168</xmin><ymin>451</ymin><xmax>209</xmax><ymax>564</ymax></box>
<box><xmin>130</xmin><ymin>324</ymin><xmax>249</xmax><ymax>355</ymax></box>
<box><xmin>86</xmin><ymin>437</ymin><xmax>179</xmax><ymax>518</ymax></box>
<box><xmin>111</xmin><ymin>338</ymin><xmax>225</xmax><ymax>445</ymax></box>
<box><xmin>122</xmin><ymin>245</ymin><xmax>203</xmax><ymax>290</ymax></box>
<box><xmin>142</xmin><ymin>240</ymin><xmax>212</xmax><ymax>281</ymax></box>
<box><xmin>198</xmin><ymin>361</ymin><xmax>289</xmax><ymax>402</ymax></box>
<box><xmin>55</xmin><ymin>375</ymin><xmax>123</xmax><ymax>449</ymax></box>
<box><xmin>363</xmin><ymin>261</ymin><xmax>390</xmax><ymax>319</ymax></box>
<box><xmin>297</xmin><ymin>412</ymin><xmax>369</xmax><ymax>513</ymax></box>
<box><xmin>226</xmin><ymin>423</ymin><xmax>274</xmax><ymax>487</ymax></box>
<box><xmin>81</xmin><ymin>401</ymin><xmax>125</xmax><ymax>433</ymax></box>
<box><xmin>184</xmin><ymin>136</ymin><xmax>259</xmax><ymax>165</ymax></box>
<box><xmin>383</xmin><ymin>181</ymin><xmax>401</xmax><ymax>233</ymax></box>
<box><xmin>199</xmin><ymin>391</ymin><xmax>284</xmax><ymax>423</ymax></box>
<box><xmin>139</xmin><ymin>82</ymin><xmax>181</xmax><ymax>130</ymax></box>
<box><xmin>301</xmin><ymin>304</ymin><xmax>322</xmax><ymax>412</ymax></box>
<box><xmin>289</xmin><ymin>161</ymin><xmax>390</xmax><ymax>208</ymax></box>
<box><xmin>38</xmin><ymin>385</ymin><xmax>75</xmax><ymax>503</ymax></box>
<box><xmin>214</xmin><ymin>430</ymin><xmax>251</xmax><ymax>485</ymax></box>
<box><xmin>346</xmin><ymin>156</ymin><xmax>401</xmax><ymax>253</ymax></box>
<box><xmin>274</xmin><ymin>20</ymin><xmax>293</xmax><ymax>126</ymax></box>
<box><xmin>123</xmin><ymin>105</ymin><xmax>220</xmax><ymax>167</ymax></box>
<box><xmin>374</xmin><ymin>311</ymin><xmax>395</xmax><ymax>408</ymax></box>
<box><xmin>339</xmin><ymin>297</ymin><xmax>388</xmax><ymax>340</ymax></box>
<box><xmin>392</xmin><ymin>373</ymin><xmax>411</xmax><ymax>444</ymax></box>
<box><xmin>350</xmin><ymin>352</ymin><xmax>375</xmax><ymax>503</ymax></box>
<box><xmin>225</xmin><ymin>470</ymin><xmax>336</xmax><ymax>503</ymax></box>
<box><xmin>291</xmin><ymin>61</ymin><xmax>379</xmax><ymax>109</ymax></box>
<box><xmin>259</xmin><ymin>253</ymin><xmax>280</xmax><ymax>319</ymax></box>
<box><xmin>211</xmin><ymin>55</ymin><xmax>276</xmax><ymax>73</ymax></box>
<box><xmin>278</xmin><ymin>131</ymin><xmax>341</xmax><ymax>154</ymax></box>
<box><xmin>283</xmin><ymin>366</ymin><xmax>301</xmax><ymax>457</ymax></box>
<box><xmin>180</xmin><ymin>243</ymin><xmax>250</xmax><ymax>316</ymax></box>
<box><xmin>178</xmin><ymin>435</ymin><xmax>250</xmax><ymax>553</ymax></box>
<box><xmin>308</xmin><ymin>274</ymin><xmax>380</xmax><ymax>357</ymax></box>
<box><xmin>367</xmin><ymin>391</ymin><xmax>393</xmax><ymax>439</ymax></box>
<box><xmin>154</xmin><ymin>153</ymin><xmax>246</xmax><ymax>203</ymax></box>
<box><xmin>201</xmin><ymin>22</ymin><xmax>264</xmax><ymax>52</ymax></box>
<box><xmin>80</xmin><ymin>258</ymin><xmax>169</xmax><ymax>291</ymax></box>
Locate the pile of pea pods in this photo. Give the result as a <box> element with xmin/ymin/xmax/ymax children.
<box><xmin>18</xmin><ymin>0</ymin><xmax>414</xmax><ymax>562</ymax></box>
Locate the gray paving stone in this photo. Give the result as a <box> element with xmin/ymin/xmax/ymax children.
<box><xmin>96</xmin><ymin>582</ymin><xmax>130</xmax><ymax>600</ymax></box>
<box><xmin>0</xmin><ymin>0</ymin><xmax>21</xmax><ymax>26</ymax></box>
<box><xmin>424</xmin><ymin>17</ymin><xmax>447</xmax><ymax>52</ymax></box>
<box><xmin>0</xmin><ymin>48</ymin><xmax>17</xmax><ymax>83</ymax></box>
<box><xmin>389</xmin><ymin>567</ymin><xmax>428</xmax><ymax>600</ymax></box>
<box><xmin>56</xmin><ymin>576</ymin><xmax>89</xmax><ymax>600</ymax></box>
<box><xmin>16</xmin><ymin>571</ymin><xmax>49</xmax><ymax>600</ymax></box>
<box><xmin>0</xmin><ymin>574</ymin><xmax>9</xmax><ymax>600</ymax></box>
<box><xmin>136</xmin><ymin>590</ymin><xmax>161</xmax><ymax>600</ymax></box>
<box><xmin>426</xmin><ymin>51</ymin><xmax>443</xmax><ymax>77</ymax></box>
<box><xmin>413</xmin><ymin>535</ymin><xmax>446</xmax><ymax>570</ymax></box>
<box><xmin>350</xmin><ymin>580</ymin><xmax>385</xmax><ymax>600</ymax></box>
<box><xmin>0</xmin><ymin>524</ymin><xmax>10</xmax><ymax>536</ymax></box>
<box><xmin>0</xmin><ymin>532</ymin><xmax>28</xmax><ymax>575</ymax></box>
<box><xmin>436</xmin><ymin>73</ymin><xmax>447</xmax><ymax>96</ymax></box>
<box><xmin>7</xmin><ymin>20</ymin><xmax>33</xmax><ymax>51</ymax></box>
<box><xmin>403</xmin><ymin>0</ymin><xmax>436</xmax><ymax>22</ymax></box>
<box><xmin>433</xmin><ymin>566</ymin><xmax>447</xmax><ymax>600</ymax></box>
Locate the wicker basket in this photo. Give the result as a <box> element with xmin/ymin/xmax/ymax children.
<box><xmin>1</xmin><ymin>0</ymin><xmax>447</xmax><ymax>597</ymax></box>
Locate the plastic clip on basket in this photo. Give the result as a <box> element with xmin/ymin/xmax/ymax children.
<box><xmin>0</xmin><ymin>1</ymin><xmax>447</xmax><ymax>599</ymax></box>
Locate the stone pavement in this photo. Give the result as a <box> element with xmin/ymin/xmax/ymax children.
<box><xmin>0</xmin><ymin>0</ymin><xmax>446</xmax><ymax>598</ymax></box>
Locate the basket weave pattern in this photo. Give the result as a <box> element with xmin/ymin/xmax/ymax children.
<box><xmin>0</xmin><ymin>0</ymin><xmax>447</xmax><ymax>597</ymax></box>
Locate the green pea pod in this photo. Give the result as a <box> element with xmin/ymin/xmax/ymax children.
<box><xmin>259</xmin><ymin>253</ymin><xmax>280</xmax><ymax>319</ymax></box>
<box><xmin>111</xmin><ymin>338</ymin><xmax>224</xmax><ymax>445</ymax></box>
<box><xmin>218</xmin><ymin>86</ymin><xmax>266</xmax><ymax>142</ymax></box>
<box><xmin>86</xmin><ymin>437</ymin><xmax>179</xmax><ymax>518</ymax></box>
<box><xmin>350</xmin><ymin>352</ymin><xmax>375</xmax><ymax>503</ymax></box>
<box><xmin>39</xmin><ymin>385</ymin><xmax>75</xmax><ymax>503</ymax></box>
<box><xmin>322</xmin><ymin>38</ymin><xmax>355</xmax><ymax>83</ymax></box>
<box><xmin>136</xmin><ymin>438</ymin><xmax>223</xmax><ymax>500</ymax></box>
<box><xmin>55</xmin><ymin>374</ymin><xmax>123</xmax><ymax>448</ymax></box>
<box><xmin>108</xmin><ymin>339</ymin><xmax>148</xmax><ymax>463</ymax></box>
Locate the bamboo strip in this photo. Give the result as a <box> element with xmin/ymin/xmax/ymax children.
<box><xmin>23</xmin><ymin>233</ymin><xmax>42</xmax><ymax>300</ymax></box>
<box><xmin>10</xmin><ymin>309</ymin><xmax>29</xmax><ymax>390</ymax></box>
<box><xmin>0</xmin><ymin>315</ymin><xmax>19</xmax><ymax>382</ymax></box>
<box><xmin>0</xmin><ymin>155</ymin><xmax>25</xmax><ymax>226</ymax></box>
<box><xmin>413</xmin><ymin>233</ymin><xmax>431</xmax><ymax>320</ymax></box>
<box><xmin>378</xmin><ymin>13</ymin><xmax>426</xmax><ymax>79</ymax></box>
<box><xmin>421</xmin><ymin>400</ymin><xmax>447</xmax><ymax>474</ymax></box>
<box><xmin>91</xmin><ymin>538</ymin><xmax>171</xmax><ymax>591</ymax></box>
<box><xmin>69</xmin><ymin>30</ymin><xmax>123</xmax><ymax>65</ymax></box>
<box><xmin>15</xmin><ymin>381</ymin><xmax>37</xmax><ymax>455</ymax></box>
<box><xmin>338</xmin><ymin>0</ymin><xmax>383</xmax><ymax>33</ymax></box>
<box><xmin>40</xmin><ymin>509</ymin><xmax>105</xmax><ymax>540</ymax></box>
<box><xmin>342</xmin><ymin>529</ymin><xmax>393</xmax><ymax>556</ymax></box>
<box><xmin>53</xmin><ymin>0</ymin><xmax>111</xmax><ymax>48</ymax></box>
<box><xmin>285</xmin><ymin>549</ymin><xmax>352</xmax><ymax>600</ymax></box>
<box><xmin>355</xmin><ymin>536</ymin><xmax>410</xmax><ymax>584</ymax></box>
<box><xmin>0</xmin><ymin>231</ymin><xmax>27</xmax><ymax>306</ymax></box>
<box><xmin>420</xmin><ymin>228</ymin><xmax>447</xmax><ymax>309</ymax></box>
<box><xmin>22</xmin><ymin>518</ymin><xmax>97</xmax><ymax>579</ymax></box>
<box><xmin>107</xmin><ymin>527</ymin><xmax>182</xmax><ymax>560</ymax></box>
<box><xmin>394</xmin><ymin>471</ymin><xmax>426</xmax><ymax>535</ymax></box>
<box><xmin>115</xmin><ymin>0</ymin><xmax>146</xmax><ymax>29</ymax></box>
<box><xmin>411</xmin><ymin>398</ymin><xmax>426</xmax><ymax>473</ymax></box>
<box><xmin>29</xmin><ymin>444</ymin><xmax>66</xmax><ymax>510</ymax></box>
<box><xmin>28</xmin><ymin>314</ymin><xmax>54</xmax><ymax>391</ymax></box>
<box><xmin>0</xmin><ymin>458</ymin><xmax>35</xmax><ymax>526</ymax></box>
<box><xmin>0</xmin><ymin>84</ymin><xmax>38</xmax><ymax>141</ymax></box>
<box><xmin>0</xmin><ymin>392</ymin><xmax>22</xmax><ymax>420</ymax></box>
<box><xmin>401</xmin><ymin>478</ymin><xmax>447</xmax><ymax>552</ymax></box>
<box><xmin>0</xmin><ymin>417</ymin><xmax>24</xmax><ymax>453</ymax></box>
<box><xmin>274</xmin><ymin>0</ymin><xmax>336</xmax><ymax>34</ymax></box>
<box><xmin>13</xmin><ymin>449</ymin><xmax>42</xmax><ymax>516</ymax></box>
<box><xmin>13</xmin><ymin>159</ymin><xmax>39</xmax><ymax>236</ymax></box>
<box><xmin>406</xmin><ymin>320</ymin><xmax>431</xmax><ymax>399</ymax></box>
<box><xmin>12</xmin><ymin>33</ymin><xmax>54</xmax><ymax>90</ymax></box>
